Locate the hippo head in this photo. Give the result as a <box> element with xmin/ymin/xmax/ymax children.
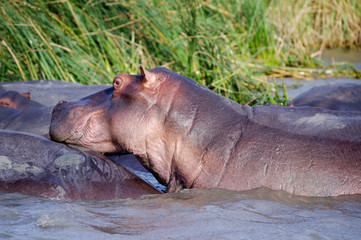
<box><xmin>51</xmin><ymin>66</ymin><xmax>159</xmax><ymax>151</ymax></box>
<box><xmin>0</xmin><ymin>91</ymin><xmax>35</xmax><ymax>110</ymax></box>
<box><xmin>50</xmin><ymin>66</ymin><xmax>188</xmax><ymax>187</ymax></box>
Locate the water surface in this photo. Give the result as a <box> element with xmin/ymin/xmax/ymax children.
<box><xmin>1</xmin><ymin>189</ymin><xmax>361</xmax><ymax>239</ymax></box>
<box><xmin>321</xmin><ymin>48</ymin><xmax>361</xmax><ymax>71</ymax></box>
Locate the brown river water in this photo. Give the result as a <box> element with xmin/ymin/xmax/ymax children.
<box><xmin>1</xmin><ymin>49</ymin><xmax>361</xmax><ymax>239</ymax></box>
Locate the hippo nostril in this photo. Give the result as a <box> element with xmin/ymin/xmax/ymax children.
<box><xmin>52</xmin><ymin>100</ymin><xmax>69</xmax><ymax>115</ymax></box>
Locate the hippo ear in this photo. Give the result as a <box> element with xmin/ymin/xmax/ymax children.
<box><xmin>139</xmin><ymin>65</ymin><xmax>157</xmax><ymax>88</ymax></box>
<box><xmin>20</xmin><ymin>92</ymin><xmax>31</xmax><ymax>99</ymax></box>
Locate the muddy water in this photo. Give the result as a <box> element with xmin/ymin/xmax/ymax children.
<box><xmin>1</xmin><ymin>189</ymin><xmax>361</xmax><ymax>239</ymax></box>
<box><xmin>320</xmin><ymin>48</ymin><xmax>361</xmax><ymax>71</ymax></box>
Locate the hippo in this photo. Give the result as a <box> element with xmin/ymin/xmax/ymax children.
<box><xmin>0</xmin><ymin>129</ymin><xmax>161</xmax><ymax>200</ymax></box>
<box><xmin>0</xmin><ymin>90</ymin><xmax>52</xmax><ymax>135</ymax></box>
<box><xmin>0</xmin><ymin>81</ymin><xmax>108</xmax><ymax>135</ymax></box>
<box><xmin>0</xmin><ymin>106</ymin><xmax>21</xmax><ymax>129</ymax></box>
<box><xmin>1</xmin><ymin>80</ymin><xmax>109</xmax><ymax>107</ymax></box>
<box><xmin>0</xmin><ymin>90</ymin><xmax>32</xmax><ymax>109</ymax></box>
<box><xmin>292</xmin><ymin>83</ymin><xmax>361</xmax><ymax>111</ymax></box>
<box><xmin>49</xmin><ymin>66</ymin><xmax>361</xmax><ymax>197</ymax></box>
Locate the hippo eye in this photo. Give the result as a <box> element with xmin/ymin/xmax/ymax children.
<box><xmin>113</xmin><ymin>79</ymin><xmax>123</xmax><ymax>91</ymax></box>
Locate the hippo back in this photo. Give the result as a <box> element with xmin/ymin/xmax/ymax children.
<box><xmin>0</xmin><ymin>130</ymin><xmax>161</xmax><ymax>200</ymax></box>
<box><xmin>293</xmin><ymin>83</ymin><xmax>361</xmax><ymax>111</ymax></box>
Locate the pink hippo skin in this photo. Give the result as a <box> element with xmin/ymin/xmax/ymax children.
<box><xmin>50</xmin><ymin>66</ymin><xmax>361</xmax><ymax>197</ymax></box>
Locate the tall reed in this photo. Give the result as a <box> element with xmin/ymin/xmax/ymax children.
<box><xmin>0</xmin><ymin>0</ymin><xmax>360</xmax><ymax>105</ymax></box>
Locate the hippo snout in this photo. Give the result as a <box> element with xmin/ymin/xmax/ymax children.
<box><xmin>53</xmin><ymin>100</ymin><xmax>69</xmax><ymax>113</ymax></box>
<box><xmin>50</xmin><ymin>101</ymin><xmax>71</xmax><ymax>125</ymax></box>
<box><xmin>49</xmin><ymin>101</ymin><xmax>73</xmax><ymax>142</ymax></box>
<box><xmin>50</xmin><ymin>101</ymin><xmax>88</xmax><ymax>142</ymax></box>
<box><xmin>50</xmin><ymin>87</ymin><xmax>114</xmax><ymax>150</ymax></box>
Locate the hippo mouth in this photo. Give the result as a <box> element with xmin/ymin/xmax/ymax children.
<box><xmin>49</xmin><ymin>87</ymin><xmax>118</xmax><ymax>152</ymax></box>
<box><xmin>56</xmin><ymin>122</ymin><xmax>86</xmax><ymax>144</ymax></box>
<box><xmin>50</xmin><ymin>103</ymin><xmax>107</xmax><ymax>145</ymax></box>
<box><xmin>51</xmin><ymin>110</ymin><xmax>119</xmax><ymax>153</ymax></box>
<box><xmin>51</xmin><ymin>112</ymin><xmax>90</xmax><ymax>143</ymax></box>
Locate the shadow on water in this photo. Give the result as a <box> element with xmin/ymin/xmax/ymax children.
<box><xmin>1</xmin><ymin>188</ymin><xmax>361</xmax><ymax>239</ymax></box>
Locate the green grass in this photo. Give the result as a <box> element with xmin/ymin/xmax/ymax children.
<box><xmin>1</xmin><ymin>0</ymin><xmax>360</xmax><ymax>105</ymax></box>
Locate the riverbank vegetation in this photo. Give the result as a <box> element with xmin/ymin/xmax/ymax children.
<box><xmin>1</xmin><ymin>0</ymin><xmax>360</xmax><ymax>105</ymax></box>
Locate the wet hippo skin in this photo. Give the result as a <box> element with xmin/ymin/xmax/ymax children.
<box><xmin>1</xmin><ymin>80</ymin><xmax>109</xmax><ymax>107</ymax></box>
<box><xmin>0</xmin><ymin>90</ymin><xmax>52</xmax><ymax>135</ymax></box>
<box><xmin>50</xmin><ymin>66</ymin><xmax>361</xmax><ymax>197</ymax></box>
<box><xmin>0</xmin><ymin>106</ymin><xmax>21</xmax><ymax>129</ymax></box>
<box><xmin>0</xmin><ymin>129</ymin><xmax>161</xmax><ymax>200</ymax></box>
<box><xmin>0</xmin><ymin>81</ymin><xmax>108</xmax><ymax>135</ymax></box>
<box><xmin>0</xmin><ymin>90</ymin><xmax>34</xmax><ymax>110</ymax></box>
<box><xmin>292</xmin><ymin>83</ymin><xmax>361</xmax><ymax>111</ymax></box>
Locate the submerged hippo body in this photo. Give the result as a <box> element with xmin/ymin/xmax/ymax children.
<box><xmin>292</xmin><ymin>83</ymin><xmax>361</xmax><ymax>111</ymax></box>
<box><xmin>50</xmin><ymin>67</ymin><xmax>361</xmax><ymax>197</ymax></box>
<box><xmin>0</xmin><ymin>106</ymin><xmax>20</xmax><ymax>129</ymax></box>
<box><xmin>0</xmin><ymin>81</ymin><xmax>108</xmax><ymax>135</ymax></box>
<box><xmin>0</xmin><ymin>130</ymin><xmax>160</xmax><ymax>200</ymax></box>
<box><xmin>0</xmin><ymin>90</ymin><xmax>34</xmax><ymax>110</ymax></box>
<box><xmin>1</xmin><ymin>80</ymin><xmax>109</xmax><ymax>107</ymax></box>
<box><xmin>0</xmin><ymin>91</ymin><xmax>52</xmax><ymax>135</ymax></box>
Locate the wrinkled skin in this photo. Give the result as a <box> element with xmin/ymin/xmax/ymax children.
<box><xmin>292</xmin><ymin>83</ymin><xmax>361</xmax><ymax>111</ymax></box>
<box><xmin>50</xmin><ymin>66</ymin><xmax>361</xmax><ymax>197</ymax></box>
<box><xmin>0</xmin><ymin>86</ymin><xmax>155</xmax><ymax>181</ymax></box>
<box><xmin>0</xmin><ymin>129</ymin><xmax>160</xmax><ymax>200</ymax></box>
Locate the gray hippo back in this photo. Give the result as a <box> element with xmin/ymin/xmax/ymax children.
<box><xmin>292</xmin><ymin>83</ymin><xmax>361</xmax><ymax>111</ymax></box>
<box><xmin>0</xmin><ymin>130</ymin><xmax>160</xmax><ymax>200</ymax></box>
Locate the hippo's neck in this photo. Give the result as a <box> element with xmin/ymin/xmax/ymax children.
<box><xmin>150</xmin><ymin>77</ymin><xmax>253</xmax><ymax>192</ymax></box>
